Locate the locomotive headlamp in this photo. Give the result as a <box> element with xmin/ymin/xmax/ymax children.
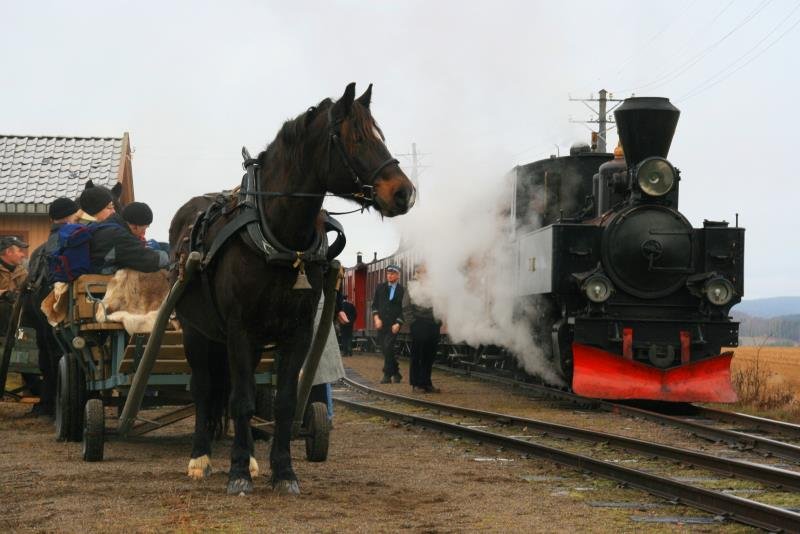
<box><xmin>583</xmin><ymin>274</ymin><xmax>613</xmax><ymax>303</ymax></box>
<box><xmin>636</xmin><ymin>157</ymin><xmax>675</xmax><ymax>197</ymax></box>
<box><xmin>704</xmin><ymin>277</ymin><xmax>735</xmax><ymax>306</ymax></box>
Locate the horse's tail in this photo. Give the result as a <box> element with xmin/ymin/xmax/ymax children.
<box><xmin>207</xmin><ymin>349</ymin><xmax>230</xmax><ymax>440</ymax></box>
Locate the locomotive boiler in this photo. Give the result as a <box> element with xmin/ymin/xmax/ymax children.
<box><xmin>512</xmin><ymin>96</ymin><xmax>744</xmax><ymax>402</ymax></box>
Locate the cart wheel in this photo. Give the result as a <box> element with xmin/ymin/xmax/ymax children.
<box><xmin>55</xmin><ymin>354</ymin><xmax>86</xmax><ymax>442</ymax></box>
<box><xmin>304</xmin><ymin>401</ymin><xmax>330</xmax><ymax>462</ymax></box>
<box><xmin>82</xmin><ymin>398</ymin><xmax>104</xmax><ymax>462</ymax></box>
<box><xmin>55</xmin><ymin>355</ymin><xmax>74</xmax><ymax>441</ymax></box>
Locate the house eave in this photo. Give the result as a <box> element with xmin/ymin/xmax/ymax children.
<box><xmin>0</xmin><ymin>202</ymin><xmax>50</xmax><ymax>215</ymax></box>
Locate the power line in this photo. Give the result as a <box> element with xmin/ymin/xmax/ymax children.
<box><xmin>617</xmin><ymin>0</ymin><xmax>774</xmax><ymax>94</ymax></box>
<box><xmin>615</xmin><ymin>0</ymin><xmax>699</xmax><ymax>76</ymax></box>
<box><xmin>678</xmin><ymin>3</ymin><xmax>800</xmax><ymax>101</ymax></box>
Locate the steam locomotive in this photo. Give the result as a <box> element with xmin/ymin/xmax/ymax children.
<box><xmin>512</xmin><ymin>97</ymin><xmax>743</xmax><ymax>402</ymax></box>
<box><xmin>343</xmin><ymin>96</ymin><xmax>744</xmax><ymax>403</ymax></box>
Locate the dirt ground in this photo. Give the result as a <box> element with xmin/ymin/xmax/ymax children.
<box><xmin>0</xmin><ymin>353</ymin><xmax>755</xmax><ymax>533</ymax></box>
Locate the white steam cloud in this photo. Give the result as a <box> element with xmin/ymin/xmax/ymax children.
<box><xmin>396</xmin><ymin>165</ymin><xmax>563</xmax><ymax>386</ymax></box>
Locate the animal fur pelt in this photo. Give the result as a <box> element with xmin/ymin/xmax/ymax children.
<box><xmin>95</xmin><ymin>269</ymin><xmax>171</xmax><ymax>334</ymax></box>
<box><xmin>41</xmin><ymin>282</ymin><xmax>70</xmax><ymax>326</ymax></box>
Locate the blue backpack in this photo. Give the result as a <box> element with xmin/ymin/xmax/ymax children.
<box><xmin>47</xmin><ymin>222</ymin><xmax>121</xmax><ymax>282</ymax></box>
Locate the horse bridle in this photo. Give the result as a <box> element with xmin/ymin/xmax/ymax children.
<box><xmin>326</xmin><ymin>106</ymin><xmax>399</xmax><ymax>203</ymax></box>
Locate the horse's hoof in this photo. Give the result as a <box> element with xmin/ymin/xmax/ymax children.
<box><xmin>227</xmin><ymin>478</ymin><xmax>254</xmax><ymax>496</ymax></box>
<box><xmin>249</xmin><ymin>456</ymin><xmax>259</xmax><ymax>478</ymax></box>
<box><xmin>272</xmin><ymin>479</ymin><xmax>300</xmax><ymax>496</ymax></box>
<box><xmin>187</xmin><ymin>455</ymin><xmax>212</xmax><ymax>480</ymax></box>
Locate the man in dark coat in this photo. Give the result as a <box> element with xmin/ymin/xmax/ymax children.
<box><xmin>404</xmin><ymin>263</ymin><xmax>442</xmax><ymax>393</ymax></box>
<box><xmin>371</xmin><ymin>264</ymin><xmax>405</xmax><ymax>383</ymax></box>
<box><xmin>25</xmin><ymin>197</ymin><xmax>82</xmax><ymax>415</ymax></box>
<box><xmin>78</xmin><ymin>188</ymin><xmax>169</xmax><ymax>274</ymax></box>
<box><xmin>337</xmin><ymin>294</ymin><xmax>357</xmax><ymax>356</ymax></box>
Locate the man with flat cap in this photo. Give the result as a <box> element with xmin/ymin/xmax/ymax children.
<box><xmin>0</xmin><ymin>236</ymin><xmax>29</xmax><ymax>303</ymax></box>
<box><xmin>78</xmin><ymin>187</ymin><xmax>169</xmax><ymax>274</ymax></box>
<box><xmin>0</xmin><ymin>236</ymin><xmax>29</xmax><ymax>341</ymax></box>
<box><xmin>371</xmin><ymin>264</ymin><xmax>405</xmax><ymax>383</ymax></box>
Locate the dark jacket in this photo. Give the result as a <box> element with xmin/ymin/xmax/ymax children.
<box><xmin>89</xmin><ymin>213</ymin><xmax>168</xmax><ymax>274</ymax></box>
<box><xmin>403</xmin><ymin>284</ymin><xmax>440</xmax><ymax>326</ymax></box>
<box><xmin>31</xmin><ymin>223</ymin><xmax>69</xmax><ymax>287</ymax></box>
<box><xmin>371</xmin><ymin>282</ymin><xmax>405</xmax><ymax>326</ymax></box>
<box><xmin>340</xmin><ymin>300</ymin><xmax>357</xmax><ymax>330</ymax></box>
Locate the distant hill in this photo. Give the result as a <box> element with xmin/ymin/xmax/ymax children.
<box><xmin>733</xmin><ymin>311</ymin><xmax>800</xmax><ymax>345</ymax></box>
<box><xmin>732</xmin><ymin>296</ymin><xmax>800</xmax><ymax>318</ymax></box>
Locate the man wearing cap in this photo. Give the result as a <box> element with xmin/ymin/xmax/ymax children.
<box><xmin>21</xmin><ymin>197</ymin><xmax>81</xmax><ymax>416</ymax></box>
<box><xmin>122</xmin><ymin>202</ymin><xmax>152</xmax><ymax>241</ymax></box>
<box><xmin>78</xmin><ymin>187</ymin><xmax>169</xmax><ymax>274</ymax></box>
<box><xmin>371</xmin><ymin>264</ymin><xmax>405</xmax><ymax>383</ymax></box>
<box><xmin>0</xmin><ymin>236</ymin><xmax>29</xmax><ymax>303</ymax></box>
<box><xmin>0</xmin><ymin>236</ymin><xmax>29</xmax><ymax>403</ymax></box>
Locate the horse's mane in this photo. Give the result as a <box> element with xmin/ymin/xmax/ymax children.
<box><xmin>257</xmin><ymin>98</ymin><xmax>332</xmax><ymax>168</ymax></box>
<box><xmin>257</xmin><ymin>96</ymin><xmax>382</xmax><ymax>169</ymax></box>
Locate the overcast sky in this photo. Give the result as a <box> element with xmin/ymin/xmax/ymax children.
<box><xmin>2</xmin><ymin>0</ymin><xmax>798</xmax><ymax>299</ymax></box>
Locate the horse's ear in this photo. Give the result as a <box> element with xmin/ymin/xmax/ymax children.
<box><xmin>333</xmin><ymin>82</ymin><xmax>356</xmax><ymax>118</ymax></box>
<box><xmin>356</xmin><ymin>83</ymin><xmax>373</xmax><ymax>109</ymax></box>
<box><xmin>111</xmin><ymin>182</ymin><xmax>123</xmax><ymax>198</ymax></box>
<box><xmin>84</xmin><ymin>179</ymin><xmax>95</xmax><ymax>190</ymax></box>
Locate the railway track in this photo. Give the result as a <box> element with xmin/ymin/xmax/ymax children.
<box><xmin>336</xmin><ymin>375</ymin><xmax>800</xmax><ymax>532</ymax></box>
<box><xmin>438</xmin><ymin>363</ymin><xmax>800</xmax><ymax>464</ymax></box>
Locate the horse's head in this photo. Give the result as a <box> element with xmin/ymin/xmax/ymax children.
<box><xmin>322</xmin><ymin>83</ymin><xmax>416</xmax><ymax>217</ymax></box>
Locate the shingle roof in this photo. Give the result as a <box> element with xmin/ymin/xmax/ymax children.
<box><xmin>0</xmin><ymin>135</ymin><xmax>124</xmax><ymax>206</ymax></box>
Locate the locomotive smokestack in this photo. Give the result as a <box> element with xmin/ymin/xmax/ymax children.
<box><xmin>614</xmin><ymin>97</ymin><xmax>680</xmax><ymax>167</ymax></box>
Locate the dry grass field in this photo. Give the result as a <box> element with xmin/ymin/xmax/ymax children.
<box><xmin>728</xmin><ymin>346</ymin><xmax>800</xmax><ymax>420</ymax></box>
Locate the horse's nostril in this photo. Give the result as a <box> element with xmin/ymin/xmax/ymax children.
<box><xmin>394</xmin><ymin>188</ymin><xmax>408</xmax><ymax>209</ymax></box>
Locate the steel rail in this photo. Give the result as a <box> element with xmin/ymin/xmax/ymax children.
<box><xmin>342</xmin><ymin>378</ymin><xmax>800</xmax><ymax>492</ymax></box>
<box><xmin>436</xmin><ymin>364</ymin><xmax>800</xmax><ymax>463</ymax></box>
<box><xmin>691</xmin><ymin>406</ymin><xmax>800</xmax><ymax>440</ymax></box>
<box><xmin>335</xmin><ymin>394</ymin><xmax>800</xmax><ymax>532</ymax></box>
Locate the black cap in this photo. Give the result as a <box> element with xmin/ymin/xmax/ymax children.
<box><xmin>386</xmin><ymin>264</ymin><xmax>401</xmax><ymax>273</ymax></box>
<box><xmin>48</xmin><ymin>197</ymin><xmax>79</xmax><ymax>220</ymax></box>
<box><xmin>122</xmin><ymin>202</ymin><xmax>153</xmax><ymax>225</ymax></box>
<box><xmin>0</xmin><ymin>236</ymin><xmax>29</xmax><ymax>251</ymax></box>
<box><xmin>79</xmin><ymin>187</ymin><xmax>114</xmax><ymax>216</ymax></box>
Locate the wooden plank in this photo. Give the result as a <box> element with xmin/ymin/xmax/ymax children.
<box><xmin>119</xmin><ymin>358</ymin><xmax>274</xmax><ymax>375</ymax></box>
<box><xmin>78</xmin><ymin>322</ymin><xmax>125</xmax><ymax>331</ymax></box>
<box><xmin>128</xmin><ymin>404</ymin><xmax>195</xmax><ymax>437</ymax></box>
<box><xmin>122</xmin><ymin>344</ymin><xmax>185</xmax><ymax>361</ymax></box>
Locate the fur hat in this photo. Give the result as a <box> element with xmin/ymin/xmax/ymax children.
<box><xmin>48</xmin><ymin>197</ymin><xmax>79</xmax><ymax>220</ymax></box>
<box><xmin>122</xmin><ymin>202</ymin><xmax>153</xmax><ymax>225</ymax></box>
<box><xmin>79</xmin><ymin>187</ymin><xmax>113</xmax><ymax>216</ymax></box>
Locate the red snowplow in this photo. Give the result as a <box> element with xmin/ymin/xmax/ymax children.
<box><xmin>571</xmin><ymin>342</ymin><xmax>737</xmax><ymax>403</ymax></box>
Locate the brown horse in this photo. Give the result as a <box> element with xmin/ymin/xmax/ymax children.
<box><xmin>169</xmin><ymin>83</ymin><xmax>415</xmax><ymax>495</ymax></box>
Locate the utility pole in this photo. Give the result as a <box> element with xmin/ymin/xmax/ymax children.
<box><xmin>569</xmin><ymin>89</ymin><xmax>624</xmax><ymax>152</ymax></box>
<box><xmin>395</xmin><ymin>143</ymin><xmax>429</xmax><ymax>197</ymax></box>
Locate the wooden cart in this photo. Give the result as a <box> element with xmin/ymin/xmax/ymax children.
<box><xmin>51</xmin><ymin>253</ymin><xmax>333</xmax><ymax>463</ymax></box>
